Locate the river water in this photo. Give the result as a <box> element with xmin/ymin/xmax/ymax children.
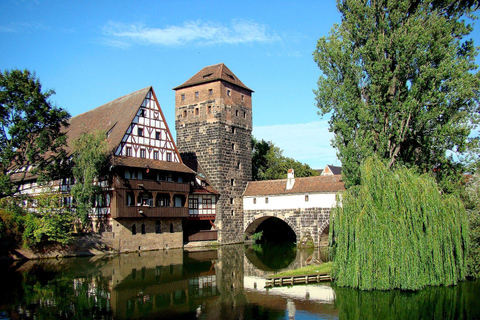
<box><xmin>1</xmin><ymin>243</ymin><xmax>479</xmax><ymax>319</ymax></box>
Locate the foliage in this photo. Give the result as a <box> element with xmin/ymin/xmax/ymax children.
<box><xmin>330</xmin><ymin>156</ymin><xmax>469</xmax><ymax>290</ymax></box>
<box><xmin>313</xmin><ymin>0</ymin><xmax>480</xmax><ymax>188</ymax></box>
<box><xmin>251</xmin><ymin>230</ymin><xmax>263</xmax><ymax>242</ymax></box>
<box><xmin>252</xmin><ymin>137</ymin><xmax>318</xmax><ymax>180</ymax></box>
<box><xmin>22</xmin><ymin>192</ymin><xmax>74</xmax><ymax>247</ymax></box>
<box><xmin>70</xmin><ymin>131</ymin><xmax>108</xmax><ymax>231</ymax></box>
<box><xmin>465</xmin><ymin>173</ymin><xmax>480</xmax><ymax>277</ymax></box>
<box><xmin>0</xmin><ymin>69</ymin><xmax>70</xmax><ymax>198</ymax></box>
<box><xmin>0</xmin><ymin>197</ymin><xmax>26</xmax><ymax>241</ymax></box>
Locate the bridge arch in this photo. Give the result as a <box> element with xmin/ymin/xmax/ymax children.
<box><xmin>244</xmin><ymin>212</ymin><xmax>298</xmax><ymax>243</ymax></box>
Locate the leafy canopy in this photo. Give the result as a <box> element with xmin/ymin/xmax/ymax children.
<box><xmin>0</xmin><ymin>69</ymin><xmax>70</xmax><ymax>197</ymax></box>
<box><xmin>70</xmin><ymin>131</ymin><xmax>108</xmax><ymax>231</ymax></box>
<box><xmin>330</xmin><ymin>156</ymin><xmax>469</xmax><ymax>290</ymax></box>
<box><xmin>252</xmin><ymin>137</ymin><xmax>318</xmax><ymax>180</ymax></box>
<box><xmin>313</xmin><ymin>0</ymin><xmax>480</xmax><ymax>188</ymax></box>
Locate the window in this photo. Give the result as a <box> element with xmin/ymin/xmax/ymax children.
<box><xmin>138</xmin><ymin>128</ymin><xmax>143</xmax><ymax>137</ymax></box>
<box><xmin>127</xmin><ymin>193</ymin><xmax>134</xmax><ymax>206</ymax></box>
<box><xmin>227</xmin><ymin>89</ymin><xmax>231</xmax><ymax>96</ymax></box>
<box><xmin>209</xmin><ymin>89</ymin><xmax>213</xmax><ymax>95</ymax></box>
<box><xmin>132</xmin><ymin>224</ymin><xmax>137</xmax><ymax>235</ymax></box>
<box><xmin>195</xmin><ymin>91</ymin><xmax>199</xmax><ymax>98</ymax></box>
<box><xmin>241</xmin><ymin>94</ymin><xmax>244</xmax><ymax>101</ymax></box>
<box><xmin>253</xmin><ymin>198</ymin><xmax>256</xmax><ymax>204</ymax></box>
<box><xmin>183</xmin><ymin>110</ymin><xmax>187</xmax><ymax>118</ymax></box>
<box><xmin>166</xmin><ymin>153</ymin><xmax>172</xmax><ymax>162</ymax></box>
<box><xmin>203</xmin><ymin>198</ymin><xmax>212</xmax><ymax>209</ymax></box>
<box><xmin>155</xmin><ymin>220</ymin><xmax>162</xmax><ymax>234</ymax></box>
<box><xmin>126</xmin><ymin>147</ymin><xmax>132</xmax><ymax>157</ymax></box>
<box><xmin>141</xmin><ymin>223</ymin><xmax>146</xmax><ymax>235</ymax></box>
<box><xmin>140</xmin><ymin>149</ymin><xmax>146</xmax><ymax>158</ymax></box>
<box><xmin>232</xmin><ymin>143</ymin><xmax>235</xmax><ymax>151</ymax></box>
<box><xmin>243</xmin><ymin>111</ymin><xmax>246</xmax><ymax>119</ymax></box>
<box><xmin>265</xmin><ymin>197</ymin><xmax>269</xmax><ymax>204</ymax></box>
<box><xmin>232</xmin><ymin>127</ymin><xmax>236</xmax><ymax>134</ymax></box>
<box><xmin>237</xmin><ymin>162</ymin><xmax>241</xmax><ymax>170</ymax></box>
<box><xmin>208</xmin><ymin>105</ymin><xmax>212</xmax><ymax>114</ymax></box>
<box><xmin>231</xmin><ymin>179</ymin><xmax>235</xmax><ymax>186</ymax></box>
<box><xmin>170</xmin><ymin>223</ymin><xmax>174</xmax><ymax>233</ymax></box>
<box><xmin>236</xmin><ymin>110</ymin><xmax>239</xmax><ymax>117</ymax></box>
<box><xmin>189</xmin><ymin>198</ymin><xmax>199</xmax><ymax>209</ymax></box>
<box><xmin>230</xmin><ymin>198</ymin><xmax>234</xmax><ymax>204</ymax></box>
<box><xmin>155</xmin><ymin>131</ymin><xmax>161</xmax><ymax>140</ymax></box>
<box><xmin>153</xmin><ymin>151</ymin><xmax>159</xmax><ymax>160</ymax></box>
<box><xmin>305</xmin><ymin>195</ymin><xmax>309</xmax><ymax>202</ymax></box>
<box><xmin>140</xmin><ymin>108</ymin><xmax>145</xmax><ymax>117</ymax></box>
<box><xmin>181</xmin><ymin>94</ymin><xmax>185</xmax><ymax>100</ymax></box>
<box><xmin>195</xmin><ymin>108</ymin><xmax>199</xmax><ymax>115</ymax></box>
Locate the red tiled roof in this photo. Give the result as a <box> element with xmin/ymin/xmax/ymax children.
<box><xmin>111</xmin><ymin>156</ymin><xmax>195</xmax><ymax>174</ymax></box>
<box><xmin>173</xmin><ymin>63</ymin><xmax>253</xmax><ymax>92</ymax></box>
<box><xmin>244</xmin><ymin>175</ymin><xmax>345</xmax><ymax>196</ymax></box>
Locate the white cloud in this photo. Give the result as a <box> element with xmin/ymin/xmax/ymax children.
<box><xmin>101</xmin><ymin>19</ymin><xmax>280</xmax><ymax>47</ymax></box>
<box><xmin>253</xmin><ymin>121</ymin><xmax>340</xmax><ymax>170</ymax></box>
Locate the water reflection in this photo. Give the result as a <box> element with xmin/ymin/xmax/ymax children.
<box><xmin>1</xmin><ymin>245</ymin><xmax>479</xmax><ymax>319</ymax></box>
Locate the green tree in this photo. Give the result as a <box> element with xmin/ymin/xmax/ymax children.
<box><xmin>70</xmin><ymin>131</ymin><xmax>108</xmax><ymax>231</ymax></box>
<box><xmin>330</xmin><ymin>156</ymin><xmax>469</xmax><ymax>290</ymax></box>
<box><xmin>0</xmin><ymin>69</ymin><xmax>70</xmax><ymax>197</ymax></box>
<box><xmin>252</xmin><ymin>137</ymin><xmax>318</xmax><ymax>180</ymax></box>
<box><xmin>22</xmin><ymin>192</ymin><xmax>74</xmax><ymax>247</ymax></box>
<box><xmin>313</xmin><ymin>0</ymin><xmax>480</xmax><ymax>188</ymax></box>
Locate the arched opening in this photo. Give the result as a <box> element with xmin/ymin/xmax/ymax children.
<box><xmin>141</xmin><ymin>223</ymin><xmax>146</xmax><ymax>234</ymax></box>
<box><xmin>245</xmin><ymin>216</ymin><xmax>296</xmax><ymax>244</ymax></box>
<box><xmin>155</xmin><ymin>220</ymin><xmax>162</xmax><ymax>234</ymax></box>
<box><xmin>131</xmin><ymin>224</ymin><xmax>137</xmax><ymax>235</ymax></box>
<box><xmin>170</xmin><ymin>223</ymin><xmax>174</xmax><ymax>233</ymax></box>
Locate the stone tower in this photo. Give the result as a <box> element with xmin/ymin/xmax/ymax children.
<box><xmin>174</xmin><ymin>63</ymin><xmax>253</xmax><ymax>244</ymax></box>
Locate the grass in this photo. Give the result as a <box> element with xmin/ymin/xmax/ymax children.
<box><xmin>268</xmin><ymin>261</ymin><xmax>333</xmax><ymax>278</ymax></box>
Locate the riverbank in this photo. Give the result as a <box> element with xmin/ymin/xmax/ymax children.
<box><xmin>267</xmin><ymin>261</ymin><xmax>333</xmax><ymax>278</ymax></box>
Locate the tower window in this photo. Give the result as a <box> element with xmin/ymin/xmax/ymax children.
<box><xmin>231</xmin><ymin>179</ymin><xmax>235</xmax><ymax>186</ymax></box>
<box><xmin>227</xmin><ymin>89</ymin><xmax>231</xmax><ymax>96</ymax></box>
<box><xmin>195</xmin><ymin>108</ymin><xmax>199</xmax><ymax>115</ymax></box>
<box><xmin>237</xmin><ymin>162</ymin><xmax>241</xmax><ymax>169</ymax></box>
<box><xmin>195</xmin><ymin>91</ymin><xmax>199</xmax><ymax>98</ymax></box>
<box><xmin>241</xmin><ymin>94</ymin><xmax>244</xmax><ymax>101</ymax></box>
<box><xmin>231</xmin><ymin>143</ymin><xmax>235</xmax><ymax>150</ymax></box>
<box><xmin>253</xmin><ymin>198</ymin><xmax>256</xmax><ymax>204</ymax></box>
<box><xmin>232</xmin><ymin>127</ymin><xmax>236</xmax><ymax>134</ymax></box>
<box><xmin>236</xmin><ymin>110</ymin><xmax>239</xmax><ymax>117</ymax></box>
<box><xmin>208</xmin><ymin>105</ymin><xmax>212</xmax><ymax>114</ymax></box>
<box><xmin>183</xmin><ymin>110</ymin><xmax>187</xmax><ymax>118</ymax></box>
<box><xmin>305</xmin><ymin>195</ymin><xmax>309</xmax><ymax>202</ymax></box>
<box><xmin>230</xmin><ymin>198</ymin><xmax>234</xmax><ymax>204</ymax></box>
<box><xmin>265</xmin><ymin>197</ymin><xmax>269</xmax><ymax>204</ymax></box>
<box><xmin>138</xmin><ymin>128</ymin><xmax>143</xmax><ymax>137</ymax></box>
<box><xmin>243</xmin><ymin>111</ymin><xmax>246</xmax><ymax>119</ymax></box>
<box><xmin>209</xmin><ymin>89</ymin><xmax>213</xmax><ymax>95</ymax></box>
<box><xmin>181</xmin><ymin>94</ymin><xmax>185</xmax><ymax>100</ymax></box>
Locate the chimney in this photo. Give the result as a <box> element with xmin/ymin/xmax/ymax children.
<box><xmin>286</xmin><ymin>168</ymin><xmax>295</xmax><ymax>190</ymax></box>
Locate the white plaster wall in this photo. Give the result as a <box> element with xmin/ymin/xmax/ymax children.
<box><xmin>243</xmin><ymin>193</ymin><xmax>338</xmax><ymax>210</ymax></box>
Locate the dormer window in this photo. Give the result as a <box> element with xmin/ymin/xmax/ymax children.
<box><xmin>203</xmin><ymin>73</ymin><xmax>213</xmax><ymax>78</ymax></box>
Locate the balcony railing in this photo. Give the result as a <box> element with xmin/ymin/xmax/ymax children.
<box><xmin>114</xmin><ymin>178</ymin><xmax>190</xmax><ymax>193</ymax></box>
<box><xmin>111</xmin><ymin>205</ymin><xmax>189</xmax><ymax>218</ymax></box>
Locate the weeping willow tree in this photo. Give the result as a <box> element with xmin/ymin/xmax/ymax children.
<box><xmin>330</xmin><ymin>157</ymin><xmax>469</xmax><ymax>290</ymax></box>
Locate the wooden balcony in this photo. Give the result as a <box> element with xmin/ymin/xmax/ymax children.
<box><xmin>111</xmin><ymin>205</ymin><xmax>189</xmax><ymax>219</ymax></box>
<box><xmin>187</xmin><ymin>230</ymin><xmax>218</xmax><ymax>242</ymax></box>
<box><xmin>114</xmin><ymin>178</ymin><xmax>190</xmax><ymax>193</ymax></box>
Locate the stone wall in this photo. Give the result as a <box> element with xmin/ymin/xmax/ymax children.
<box><xmin>108</xmin><ymin>218</ymin><xmax>183</xmax><ymax>252</ymax></box>
<box><xmin>175</xmin><ymin>81</ymin><xmax>252</xmax><ymax>245</ymax></box>
<box><xmin>244</xmin><ymin>208</ymin><xmax>330</xmax><ymax>247</ymax></box>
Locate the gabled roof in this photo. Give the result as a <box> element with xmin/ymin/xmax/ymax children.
<box><xmin>322</xmin><ymin>165</ymin><xmax>342</xmax><ymax>176</ymax></box>
<box><xmin>244</xmin><ymin>175</ymin><xmax>345</xmax><ymax>197</ymax></box>
<box><xmin>66</xmin><ymin>87</ymin><xmax>151</xmax><ymax>154</ymax></box>
<box><xmin>173</xmin><ymin>63</ymin><xmax>253</xmax><ymax>92</ymax></box>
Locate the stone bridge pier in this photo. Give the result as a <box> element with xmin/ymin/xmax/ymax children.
<box><xmin>243</xmin><ymin>208</ymin><xmax>331</xmax><ymax>247</ymax></box>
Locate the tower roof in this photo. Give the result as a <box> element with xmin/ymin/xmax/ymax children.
<box><xmin>173</xmin><ymin>63</ymin><xmax>253</xmax><ymax>92</ymax></box>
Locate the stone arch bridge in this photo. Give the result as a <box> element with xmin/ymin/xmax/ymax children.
<box><xmin>243</xmin><ymin>207</ymin><xmax>331</xmax><ymax>247</ymax></box>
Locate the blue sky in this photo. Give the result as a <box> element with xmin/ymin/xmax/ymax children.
<box><xmin>0</xmin><ymin>1</ymin><xmax>478</xmax><ymax>169</ymax></box>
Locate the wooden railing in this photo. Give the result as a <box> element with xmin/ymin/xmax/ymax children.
<box><xmin>114</xmin><ymin>178</ymin><xmax>190</xmax><ymax>193</ymax></box>
<box><xmin>111</xmin><ymin>205</ymin><xmax>189</xmax><ymax>218</ymax></box>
